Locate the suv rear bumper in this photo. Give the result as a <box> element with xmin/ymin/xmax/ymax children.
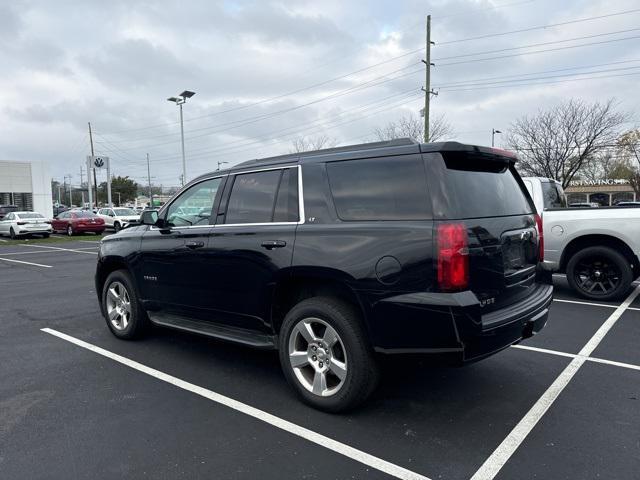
<box><xmin>370</xmin><ymin>281</ymin><xmax>553</xmax><ymax>363</ymax></box>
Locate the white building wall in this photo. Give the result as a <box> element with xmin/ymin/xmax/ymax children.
<box><xmin>0</xmin><ymin>160</ymin><xmax>53</xmax><ymax>219</ymax></box>
<box><xmin>30</xmin><ymin>161</ymin><xmax>53</xmax><ymax>219</ymax></box>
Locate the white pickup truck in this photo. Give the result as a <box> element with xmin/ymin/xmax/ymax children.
<box><xmin>523</xmin><ymin>177</ymin><xmax>640</xmax><ymax>300</ymax></box>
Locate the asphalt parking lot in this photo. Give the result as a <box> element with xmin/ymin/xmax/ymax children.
<box><xmin>1</xmin><ymin>238</ymin><xmax>639</xmax><ymax>480</ymax></box>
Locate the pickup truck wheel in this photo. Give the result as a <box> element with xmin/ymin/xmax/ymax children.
<box><xmin>102</xmin><ymin>270</ymin><xmax>148</xmax><ymax>339</ymax></box>
<box><xmin>566</xmin><ymin>246</ymin><xmax>632</xmax><ymax>301</ymax></box>
<box><xmin>278</xmin><ymin>297</ymin><xmax>379</xmax><ymax>412</ymax></box>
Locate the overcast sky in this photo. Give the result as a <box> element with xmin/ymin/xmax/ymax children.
<box><xmin>1</xmin><ymin>0</ymin><xmax>639</xmax><ymax>188</ymax></box>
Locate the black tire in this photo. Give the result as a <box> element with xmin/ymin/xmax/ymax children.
<box><xmin>278</xmin><ymin>297</ymin><xmax>379</xmax><ymax>412</ymax></box>
<box><xmin>43</xmin><ymin>233</ymin><xmax>50</xmax><ymax>238</ymax></box>
<box><xmin>114</xmin><ymin>222</ymin><xmax>121</xmax><ymax>232</ymax></box>
<box><xmin>9</xmin><ymin>228</ymin><xmax>16</xmax><ymax>240</ymax></box>
<box><xmin>67</xmin><ymin>225</ymin><xmax>74</xmax><ymax>236</ymax></box>
<box><xmin>102</xmin><ymin>269</ymin><xmax>149</xmax><ymax>339</ymax></box>
<box><xmin>566</xmin><ymin>246</ymin><xmax>633</xmax><ymax>301</ymax></box>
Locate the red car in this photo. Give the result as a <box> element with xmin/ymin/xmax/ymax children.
<box><xmin>51</xmin><ymin>210</ymin><xmax>105</xmax><ymax>236</ymax></box>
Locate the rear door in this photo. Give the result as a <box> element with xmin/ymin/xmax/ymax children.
<box><xmin>205</xmin><ymin>166</ymin><xmax>300</xmax><ymax>333</ymax></box>
<box><xmin>426</xmin><ymin>151</ymin><xmax>539</xmax><ymax>311</ymax></box>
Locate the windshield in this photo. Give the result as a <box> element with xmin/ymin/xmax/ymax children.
<box><xmin>16</xmin><ymin>213</ymin><xmax>44</xmax><ymax>219</ymax></box>
<box><xmin>114</xmin><ymin>208</ymin><xmax>137</xmax><ymax>216</ymax></box>
<box><xmin>75</xmin><ymin>211</ymin><xmax>97</xmax><ymax>218</ymax></box>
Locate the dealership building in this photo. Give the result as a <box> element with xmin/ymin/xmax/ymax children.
<box><xmin>564</xmin><ymin>178</ymin><xmax>637</xmax><ymax>206</ymax></box>
<box><xmin>0</xmin><ymin>160</ymin><xmax>53</xmax><ymax>219</ymax></box>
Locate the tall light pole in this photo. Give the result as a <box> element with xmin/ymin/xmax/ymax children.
<box><xmin>492</xmin><ymin>129</ymin><xmax>502</xmax><ymax>147</ymax></box>
<box><xmin>167</xmin><ymin>90</ymin><xmax>196</xmax><ymax>186</ymax></box>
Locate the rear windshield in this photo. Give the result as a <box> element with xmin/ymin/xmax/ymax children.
<box><xmin>75</xmin><ymin>211</ymin><xmax>96</xmax><ymax>218</ymax></box>
<box><xmin>541</xmin><ymin>182</ymin><xmax>567</xmax><ymax>209</ymax></box>
<box><xmin>17</xmin><ymin>213</ymin><xmax>44</xmax><ymax>219</ymax></box>
<box><xmin>439</xmin><ymin>154</ymin><xmax>533</xmax><ymax>219</ymax></box>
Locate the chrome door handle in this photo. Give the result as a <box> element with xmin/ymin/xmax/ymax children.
<box><xmin>185</xmin><ymin>241</ymin><xmax>205</xmax><ymax>249</ymax></box>
<box><xmin>261</xmin><ymin>240</ymin><xmax>286</xmax><ymax>250</ymax></box>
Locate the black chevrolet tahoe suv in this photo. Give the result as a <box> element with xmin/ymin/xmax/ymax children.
<box><xmin>96</xmin><ymin>139</ymin><xmax>553</xmax><ymax>412</ymax></box>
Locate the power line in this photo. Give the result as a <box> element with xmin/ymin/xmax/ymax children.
<box><xmin>437</xmin><ymin>8</ymin><xmax>640</xmax><ymax>45</ymax></box>
<box><xmin>98</xmin><ymin>89</ymin><xmax>424</xmax><ymax>167</ymax></box>
<box><xmin>434</xmin><ymin>64</ymin><xmax>640</xmax><ymax>89</ymax></box>
<box><xmin>437</xmin><ymin>34</ymin><xmax>640</xmax><ymax>67</ymax></box>
<box><xmin>96</xmin><ymin>65</ymin><xmax>424</xmax><ymax>151</ymax></box>
<box><xmin>438</xmin><ymin>71</ymin><xmax>640</xmax><ymax>92</ymax></box>
<box><xmin>434</xmin><ymin>28</ymin><xmax>640</xmax><ymax>61</ymax></box>
<box><xmin>431</xmin><ymin>59</ymin><xmax>640</xmax><ymax>88</ymax></box>
<box><xmin>96</xmin><ymin>62</ymin><xmax>422</xmax><ymax>144</ymax></box>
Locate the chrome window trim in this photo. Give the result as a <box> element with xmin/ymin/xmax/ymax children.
<box><xmin>150</xmin><ymin>175</ymin><xmax>226</xmax><ymax>231</ymax></box>
<box><xmin>149</xmin><ymin>165</ymin><xmax>305</xmax><ymax>230</ymax></box>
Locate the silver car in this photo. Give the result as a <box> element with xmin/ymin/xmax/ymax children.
<box><xmin>0</xmin><ymin>211</ymin><xmax>53</xmax><ymax>239</ymax></box>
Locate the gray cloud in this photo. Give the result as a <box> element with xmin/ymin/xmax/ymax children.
<box><xmin>1</xmin><ymin>0</ymin><xmax>639</xmax><ymax>185</ymax></box>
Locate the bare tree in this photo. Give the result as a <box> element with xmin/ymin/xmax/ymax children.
<box><xmin>290</xmin><ymin>135</ymin><xmax>337</xmax><ymax>153</ymax></box>
<box><xmin>617</xmin><ymin>129</ymin><xmax>640</xmax><ymax>196</ymax></box>
<box><xmin>373</xmin><ymin>113</ymin><xmax>454</xmax><ymax>143</ymax></box>
<box><xmin>507</xmin><ymin>99</ymin><xmax>629</xmax><ymax>188</ymax></box>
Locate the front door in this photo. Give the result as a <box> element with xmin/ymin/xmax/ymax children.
<box><xmin>138</xmin><ymin>176</ymin><xmax>224</xmax><ymax>319</ymax></box>
<box><xmin>206</xmin><ymin>166</ymin><xmax>300</xmax><ymax>333</ymax></box>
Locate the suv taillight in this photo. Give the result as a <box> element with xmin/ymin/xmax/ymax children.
<box><xmin>535</xmin><ymin>213</ymin><xmax>544</xmax><ymax>262</ymax></box>
<box><xmin>437</xmin><ymin>223</ymin><xmax>469</xmax><ymax>292</ymax></box>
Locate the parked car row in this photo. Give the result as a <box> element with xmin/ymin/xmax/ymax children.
<box><xmin>0</xmin><ymin>206</ymin><xmax>146</xmax><ymax>238</ymax></box>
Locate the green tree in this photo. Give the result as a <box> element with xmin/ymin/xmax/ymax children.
<box><xmin>98</xmin><ymin>176</ymin><xmax>139</xmax><ymax>205</ymax></box>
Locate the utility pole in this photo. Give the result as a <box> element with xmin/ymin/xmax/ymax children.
<box><xmin>147</xmin><ymin>153</ymin><xmax>153</xmax><ymax>207</ymax></box>
<box><xmin>88</xmin><ymin>122</ymin><xmax>98</xmax><ymax>208</ymax></box>
<box><xmin>422</xmin><ymin>15</ymin><xmax>437</xmax><ymax>142</ymax></box>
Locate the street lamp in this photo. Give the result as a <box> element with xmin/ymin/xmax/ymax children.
<box><xmin>492</xmin><ymin>128</ymin><xmax>502</xmax><ymax>147</ymax></box>
<box><xmin>167</xmin><ymin>90</ymin><xmax>196</xmax><ymax>186</ymax></box>
<box><xmin>217</xmin><ymin>161</ymin><xmax>228</xmax><ymax>171</ymax></box>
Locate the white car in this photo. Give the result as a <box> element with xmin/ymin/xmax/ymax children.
<box><xmin>0</xmin><ymin>211</ymin><xmax>53</xmax><ymax>239</ymax></box>
<box><xmin>96</xmin><ymin>207</ymin><xmax>141</xmax><ymax>232</ymax></box>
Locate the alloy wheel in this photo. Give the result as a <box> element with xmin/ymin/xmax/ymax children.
<box><xmin>573</xmin><ymin>256</ymin><xmax>621</xmax><ymax>296</ymax></box>
<box><xmin>106</xmin><ymin>281</ymin><xmax>132</xmax><ymax>331</ymax></box>
<box><xmin>288</xmin><ymin>318</ymin><xmax>347</xmax><ymax>397</ymax></box>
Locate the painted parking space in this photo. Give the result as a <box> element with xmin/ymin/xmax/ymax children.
<box><xmin>591</xmin><ymin>309</ymin><xmax>640</xmax><ymax>367</ymax></box>
<box><xmin>494</xmin><ymin>361</ymin><xmax>640</xmax><ymax>480</ymax></box>
<box><xmin>1</xmin><ymin>250</ymin><xmax>639</xmax><ymax>480</ymax></box>
<box><xmin>520</xmin><ymin>300</ymin><xmax>612</xmax><ymax>354</ymax></box>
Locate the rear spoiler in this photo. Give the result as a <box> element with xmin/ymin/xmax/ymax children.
<box><xmin>420</xmin><ymin>142</ymin><xmax>518</xmax><ymax>163</ymax></box>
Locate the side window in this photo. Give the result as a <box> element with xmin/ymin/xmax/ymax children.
<box><xmin>98</xmin><ymin>209</ymin><xmax>106</xmax><ymax>215</ymax></box>
<box><xmin>5</xmin><ymin>213</ymin><xmax>14</xmax><ymax>221</ymax></box>
<box><xmin>166</xmin><ymin>178</ymin><xmax>221</xmax><ymax>227</ymax></box>
<box><xmin>326</xmin><ymin>157</ymin><xmax>430</xmax><ymax>221</ymax></box>
<box><xmin>225</xmin><ymin>170</ymin><xmax>282</xmax><ymax>224</ymax></box>
<box><xmin>273</xmin><ymin>168</ymin><xmax>299</xmax><ymax>222</ymax></box>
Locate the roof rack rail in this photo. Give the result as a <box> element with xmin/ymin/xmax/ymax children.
<box><xmin>234</xmin><ymin>137</ymin><xmax>418</xmax><ymax>168</ymax></box>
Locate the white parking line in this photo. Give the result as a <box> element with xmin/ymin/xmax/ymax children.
<box><xmin>471</xmin><ymin>284</ymin><xmax>640</xmax><ymax>480</ymax></box>
<box><xmin>0</xmin><ymin>238</ymin><xmax>8</xmax><ymax>242</ymax></box>
<box><xmin>553</xmin><ymin>298</ymin><xmax>617</xmax><ymax>309</ymax></box>
<box><xmin>554</xmin><ymin>298</ymin><xmax>640</xmax><ymax>312</ymax></box>
<box><xmin>0</xmin><ymin>247</ymin><xmax>97</xmax><ymax>256</ymax></box>
<box><xmin>78</xmin><ymin>240</ymin><xmax>101</xmax><ymax>244</ymax></box>
<box><xmin>512</xmin><ymin>345</ymin><xmax>640</xmax><ymax>373</ymax></box>
<box><xmin>0</xmin><ymin>257</ymin><xmax>52</xmax><ymax>268</ymax></box>
<box><xmin>41</xmin><ymin>328</ymin><xmax>431</xmax><ymax>480</ymax></box>
<box><xmin>18</xmin><ymin>244</ymin><xmax>98</xmax><ymax>255</ymax></box>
